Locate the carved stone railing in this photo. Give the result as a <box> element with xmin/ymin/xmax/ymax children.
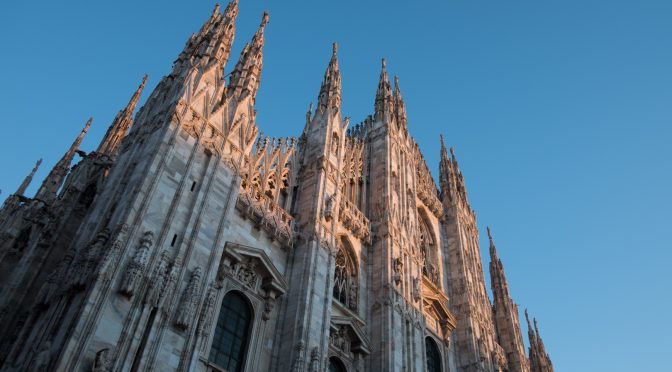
<box><xmin>236</xmin><ymin>188</ymin><xmax>293</xmax><ymax>246</ymax></box>
<box><xmin>338</xmin><ymin>198</ymin><xmax>370</xmax><ymax>242</ymax></box>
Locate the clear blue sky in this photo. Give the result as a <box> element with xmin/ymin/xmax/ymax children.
<box><xmin>1</xmin><ymin>1</ymin><xmax>670</xmax><ymax>370</ymax></box>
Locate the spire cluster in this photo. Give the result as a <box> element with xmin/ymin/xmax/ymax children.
<box><xmin>227</xmin><ymin>11</ymin><xmax>269</xmax><ymax>100</ymax></box>
<box><xmin>439</xmin><ymin>135</ymin><xmax>470</xmax><ymax>208</ymax></box>
<box><xmin>176</xmin><ymin>1</ymin><xmax>239</xmax><ymax>73</ymax></box>
<box><xmin>525</xmin><ymin>310</ymin><xmax>554</xmax><ymax>372</ymax></box>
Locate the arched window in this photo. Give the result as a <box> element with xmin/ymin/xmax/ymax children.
<box><xmin>209</xmin><ymin>291</ymin><xmax>253</xmax><ymax>372</ymax></box>
<box><xmin>332</xmin><ymin>238</ymin><xmax>358</xmax><ymax>311</ymax></box>
<box><xmin>418</xmin><ymin>212</ymin><xmax>436</xmax><ymax>282</ymax></box>
<box><xmin>426</xmin><ymin>337</ymin><xmax>442</xmax><ymax>372</ymax></box>
<box><xmin>328</xmin><ymin>357</ymin><xmax>347</xmax><ymax>372</ymax></box>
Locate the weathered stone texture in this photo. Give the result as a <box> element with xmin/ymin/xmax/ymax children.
<box><xmin>0</xmin><ymin>2</ymin><xmax>552</xmax><ymax>371</ymax></box>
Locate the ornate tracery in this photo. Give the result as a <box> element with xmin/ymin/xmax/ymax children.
<box><xmin>332</xmin><ymin>239</ymin><xmax>358</xmax><ymax>312</ymax></box>
<box><xmin>419</xmin><ymin>210</ymin><xmax>439</xmax><ymax>285</ymax></box>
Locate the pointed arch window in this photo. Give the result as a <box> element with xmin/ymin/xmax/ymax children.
<box><xmin>209</xmin><ymin>291</ymin><xmax>253</xmax><ymax>372</ymax></box>
<box><xmin>328</xmin><ymin>357</ymin><xmax>347</xmax><ymax>372</ymax></box>
<box><xmin>419</xmin><ymin>212</ymin><xmax>438</xmax><ymax>284</ymax></box>
<box><xmin>332</xmin><ymin>239</ymin><xmax>358</xmax><ymax>311</ymax></box>
<box><xmin>426</xmin><ymin>337</ymin><xmax>442</xmax><ymax>372</ymax></box>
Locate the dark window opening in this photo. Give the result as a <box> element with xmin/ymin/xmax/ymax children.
<box><xmin>328</xmin><ymin>357</ymin><xmax>347</xmax><ymax>372</ymax></box>
<box><xmin>209</xmin><ymin>291</ymin><xmax>253</xmax><ymax>372</ymax></box>
<box><xmin>426</xmin><ymin>337</ymin><xmax>442</xmax><ymax>372</ymax></box>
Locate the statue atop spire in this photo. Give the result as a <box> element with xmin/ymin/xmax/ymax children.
<box><xmin>36</xmin><ymin>118</ymin><xmax>92</xmax><ymax>204</ymax></box>
<box><xmin>374</xmin><ymin>58</ymin><xmax>393</xmax><ymax>121</ymax></box>
<box><xmin>98</xmin><ymin>75</ymin><xmax>148</xmax><ymax>157</ymax></box>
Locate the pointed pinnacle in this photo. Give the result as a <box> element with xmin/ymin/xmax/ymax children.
<box><xmin>525</xmin><ymin>309</ymin><xmax>531</xmax><ymax>326</ymax></box>
<box><xmin>127</xmin><ymin>75</ymin><xmax>148</xmax><ymax>111</ymax></box>
<box><xmin>68</xmin><ymin>117</ymin><xmax>92</xmax><ymax>156</ymax></box>
<box><xmin>332</xmin><ymin>42</ymin><xmax>338</xmax><ymax>56</ymax></box>
<box><xmin>15</xmin><ymin>158</ymin><xmax>43</xmax><ymax>196</ymax></box>
<box><xmin>260</xmin><ymin>11</ymin><xmax>269</xmax><ymax>29</ymax></box>
<box><xmin>488</xmin><ymin>226</ymin><xmax>498</xmax><ymax>260</ymax></box>
<box><xmin>76</xmin><ymin>117</ymin><xmax>93</xmax><ymax>148</ymax></box>
<box><xmin>224</xmin><ymin>0</ymin><xmax>239</xmax><ymax>18</ymax></box>
<box><xmin>381</xmin><ymin>58</ymin><xmax>387</xmax><ymax>69</ymax></box>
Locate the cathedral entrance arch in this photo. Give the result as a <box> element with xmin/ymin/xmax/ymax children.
<box><xmin>328</xmin><ymin>356</ymin><xmax>347</xmax><ymax>372</ymax></box>
<box><xmin>425</xmin><ymin>336</ymin><xmax>442</xmax><ymax>372</ymax></box>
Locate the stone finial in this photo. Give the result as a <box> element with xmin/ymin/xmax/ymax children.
<box><xmin>332</xmin><ymin>42</ymin><xmax>338</xmax><ymax>56</ymax></box>
<box><xmin>259</xmin><ymin>11</ymin><xmax>269</xmax><ymax>29</ymax></box>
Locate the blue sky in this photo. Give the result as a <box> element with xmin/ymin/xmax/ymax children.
<box><xmin>1</xmin><ymin>1</ymin><xmax>671</xmax><ymax>370</ymax></box>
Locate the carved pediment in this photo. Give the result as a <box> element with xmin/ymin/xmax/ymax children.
<box><xmin>421</xmin><ymin>276</ymin><xmax>457</xmax><ymax>336</ymax></box>
<box><xmin>219</xmin><ymin>242</ymin><xmax>288</xmax><ymax>295</ymax></box>
<box><xmin>330</xmin><ymin>316</ymin><xmax>371</xmax><ymax>356</ymax></box>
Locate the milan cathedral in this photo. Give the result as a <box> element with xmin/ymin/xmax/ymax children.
<box><xmin>0</xmin><ymin>2</ymin><xmax>553</xmax><ymax>371</ymax></box>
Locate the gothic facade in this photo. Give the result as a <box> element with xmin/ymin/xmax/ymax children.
<box><xmin>0</xmin><ymin>3</ymin><xmax>553</xmax><ymax>371</ymax></box>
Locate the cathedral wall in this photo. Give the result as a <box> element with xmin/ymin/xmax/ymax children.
<box><xmin>0</xmin><ymin>4</ymin><xmax>550</xmax><ymax>371</ymax></box>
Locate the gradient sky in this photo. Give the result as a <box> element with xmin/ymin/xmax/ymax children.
<box><xmin>1</xmin><ymin>1</ymin><xmax>671</xmax><ymax>371</ymax></box>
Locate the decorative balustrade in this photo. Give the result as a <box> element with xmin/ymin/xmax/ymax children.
<box><xmin>338</xmin><ymin>197</ymin><xmax>370</xmax><ymax>242</ymax></box>
<box><xmin>236</xmin><ymin>187</ymin><xmax>293</xmax><ymax>246</ymax></box>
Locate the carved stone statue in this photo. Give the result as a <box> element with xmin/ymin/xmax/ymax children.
<box><xmin>119</xmin><ymin>231</ymin><xmax>153</xmax><ymax>297</ymax></box>
<box><xmin>348</xmin><ymin>282</ymin><xmax>358</xmax><ymax>311</ymax></box>
<box><xmin>175</xmin><ymin>267</ymin><xmax>202</xmax><ymax>330</ymax></box>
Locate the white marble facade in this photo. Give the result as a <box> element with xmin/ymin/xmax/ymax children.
<box><xmin>0</xmin><ymin>2</ymin><xmax>552</xmax><ymax>372</ymax></box>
